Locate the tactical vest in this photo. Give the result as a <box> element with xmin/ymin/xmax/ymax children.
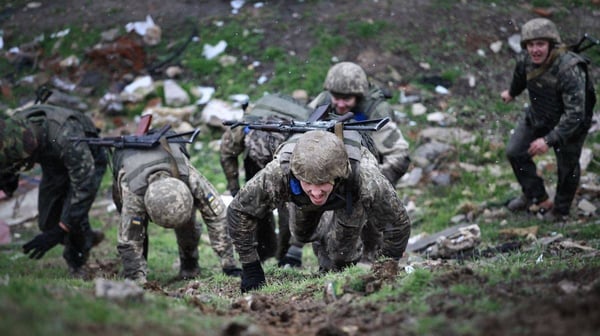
<box><xmin>277</xmin><ymin>130</ymin><xmax>363</xmax><ymax>214</ymax></box>
<box><xmin>242</xmin><ymin>93</ymin><xmax>312</xmax><ymax>167</ymax></box>
<box><xmin>113</xmin><ymin>142</ymin><xmax>190</xmax><ymax>195</ymax></box>
<box><xmin>14</xmin><ymin>104</ymin><xmax>99</xmax><ymax>139</ymax></box>
<box><xmin>249</xmin><ymin>93</ymin><xmax>312</xmax><ymax>121</ymax></box>
<box><xmin>527</xmin><ymin>50</ymin><xmax>595</xmax><ymax>130</ymax></box>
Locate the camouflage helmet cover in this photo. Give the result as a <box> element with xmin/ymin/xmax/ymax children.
<box><xmin>144</xmin><ymin>177</ymin><xmax>193</xmax><ymax>229</ymax></box>
<box><xmin>323</xmin><ymin>62</ymin><xmax>369</xmax><ymax>97</ymax></box>
<box><xmin>520</xmin><ymin>18</ymin><xmax>561</xmax><ymax>48</ymax></box>
<box><xmin>0</xmin><ymin>118</ymin><xmax>38</xmax><ymax>172</ymax></box>
<box><xmin>291</xmin><ymin>130</ymin><xmax>350</xmax><ymax>185</ymax></box>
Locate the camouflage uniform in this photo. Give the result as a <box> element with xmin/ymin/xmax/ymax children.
<box><xmin>220</xmin><ymin>93</ymin><xmax>312</xmax><ymax>261</ymax></box>
<box><xmin>113</xmin><ymin>138</ymin><xmax>238</xmax><ymax>282</ymax></box>
<box><xmin>505</xmin><ymin>19</ymin><xmax>595</xmax><ymax>216</ymax></box>
<box><xmin>228</xmin><ymin>130</ymin><xmax>411</xmax><ymax>271</ymax></box>
<box><xmin>309</xmin><ymin>84</ymin><xmax>411</xmax><ymax>185</ymax></box>
<box><xmin>1</xmin><ymin>104</ymin><xmax>107</xmax><ymax>270</ymax></box>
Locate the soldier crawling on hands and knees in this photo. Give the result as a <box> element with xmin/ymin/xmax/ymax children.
<box><xmin>220</xmin><ymin>94</ymin><xmax>312</xmax><ymax>266</ymax></box>
<box><xmin>0</xmin><ymin>104</ymin><xmax>107</xmax><ymax>278</ymax></box>
<box><xmin>227</xmin><ymin>130</ymin><xmax>411</xmax><ymax>293</ymax></box>
<box><xmin>112</xmin><ymin>128</ymin><xmax>241</xmax><ymax>284</ymax></box>
<box><xmin>501</xmin><ymin>18</ymin><xmax>596</xmax><ymax>221</ymax></box>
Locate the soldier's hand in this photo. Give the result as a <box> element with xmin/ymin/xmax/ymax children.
<box><xmin>0</xmin><ymin>173</ymin><xmax>19</xmax><ymax>198</ymax></box>
<box><xmin>240</xmin><ymin>260</ymin><xmax>265</xmax><ymax>293</ymax></box>
<box><xmin>23</xmin><ymin>226</ymin><xmax>66</xmax><ymax>259</ymax></box>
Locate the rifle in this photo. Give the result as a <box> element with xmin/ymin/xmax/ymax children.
<box><xmin>570</xmin><ymin>33</ymin><xmax>600</xmax><ymax>53</ymax></box>
<box><xmin>69</xmin><ymin>124</ymin><xmax>201</xmax><ymax>149</ymax></box>
<box><xmin>223</xmin><ymin>116</ymin><xmax>390</xmax><ymax>133</ymax></box>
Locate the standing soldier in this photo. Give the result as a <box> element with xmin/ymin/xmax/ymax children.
<box><xmin>220</xmin><ymin>93</ymin><xmax>312</xmax><ymax>265</ymax></box>
<box><xmin>0</xmin><ymin>104</ymin><xmax>107</xmax><ymax>277</ymax></box>
<box><xmin>501</xmin><ymin>18</ymin><xmax>596</xmax><ymax>221</ymax></box>
<box><xmin>228</xmin><ymin>130</ymin><xmax>411</xmax><ymax>292</ymax></box>
<box><xmin>112</xmin><ymin>127</ymin><xmax>241</xmax><ymax>284</ymax></box>
<box><xmin>309</xmin><ymin>61</ymin><xmax>411</xmax><ymax>185</ymax></box>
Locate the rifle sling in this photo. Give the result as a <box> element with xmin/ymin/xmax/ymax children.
<box><xmin>159</xmin><ymin>136</ymin><xmax>180</xmax><ymax>179</ymax></box>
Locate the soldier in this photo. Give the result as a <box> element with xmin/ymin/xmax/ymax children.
<box><xmin>0</xmin><ymin>104</ymin><xmax>107</xmax><ymax>277</ymax></box>
<box><xmin>308</xmin><ymin>61</ymin><xmax>411</xmax><ymax>185</ymax></box>
<box><xmin>112</xmin><ymin>128</ymin><xmax>241</xmax><ymax>284</ymax></box>
<box><xmin>501</xmin><ymin>18</ymin><xmax>596</xmax><ymax>221</ymax></box>
<box><xmin>228</xmin><ymin>130</ymin><xmax>411</xmax><ymax>292</ymax></box>
<box><xmin>220</xmin><ymin>93</ymin><xmax>312</xmax><ymax>265</ymax></box>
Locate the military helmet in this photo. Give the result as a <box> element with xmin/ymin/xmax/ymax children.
<box><xmin>520</xmin><ymin>18</ymin><xmax>561</xmax><ymax>48</ymax></box>
<box><xmin>323</xmin><ymin>62</ymin><xmax>369</xmax><ymax>97</ymax></box>
<box><xmin>0</xmin><ymin>118</ymin><xmax>38</xmax><ymax>169</ymax></box>
<box><xmin>144</xmin><ymin>177</ymin><xmax>193</xmax><ymax>229</ymax></box>
<box><xmin>291</xmin><ymin>130</ymin><xmax>350</xmax><ymax>185</ymax></box>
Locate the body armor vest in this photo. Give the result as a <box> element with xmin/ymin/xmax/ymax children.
<box><xmin>526</xmin><ymin>51</ymin><xmax>591</xmax><ymax>130</ymax></box>
<box><xmin>114</xmin><ymin>143</ymin><xmax>190</xmax><ymax>195</ymax></box>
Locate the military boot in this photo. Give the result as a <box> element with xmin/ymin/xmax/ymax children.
<box><xmin>507</xmin><ymin>194</ymin><xmax>530</xmax><ymax>212</ymax></box>
<box><xmin>179</xmin><ymin>258</ymin><xmax>200</xmax><ymax>279</ymax></box>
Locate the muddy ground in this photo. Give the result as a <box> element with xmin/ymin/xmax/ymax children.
<box><xmin>2</xmin><ymin>1</ymin><xmax>600</xmax><ymax>335</ymax></box>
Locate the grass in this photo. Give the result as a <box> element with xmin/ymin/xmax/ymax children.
<box><xmin>2</xmin><ymin>0</ymin><xmax>600</xmax><ymax>334</ymax></box>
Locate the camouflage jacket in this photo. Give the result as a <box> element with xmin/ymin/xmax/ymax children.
<box><xmin>227</xmin><ymin>144</ymin><xmax>411</xmax><ymax>264</ymax></box>
<box><xmin>308</xmin><ymin>86</ymin><xmax>411</xmax><ymax>184</ymax></box>
<box><xmin>508</xmin><ymin>49</ymin><xmax>593</xmax><ymax>146</ymax></box>
<box><xmin>12</xmin><ymin>105</ymin><xmax>107</xmax><ymax>232</ymax></box>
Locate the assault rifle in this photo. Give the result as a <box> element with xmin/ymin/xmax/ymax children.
<box><xmin>223</xmin><ymin>116</ymin><xmax>390</xmax><ymax>133</ymax></box>
<box><xmin>69</xmin><ymin>124</ymin><xmax>200</xmax><ymax>149</ymax></box>
<box><xmin>570</xmin><ymin>33</ymin><xmax>600</xmax><ymax>53</ymax></box>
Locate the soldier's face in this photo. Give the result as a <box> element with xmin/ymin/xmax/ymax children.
<box><xmin>299</xmin><ymin>180</ymin><xmax>334</xmax><ymax>206</ymax></box>
<box><xmin>331</xmin><ymin>94</ymin><xmax>357</xmax><ymax>115</ymax></box>
<box><xmin>526</xmin><ymin>39</ymin><xmax>550</xmax><ymax>65</ymax></box>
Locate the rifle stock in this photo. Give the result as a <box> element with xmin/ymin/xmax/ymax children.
<box><xmin>69</xmin><ymin>124</ymin><xmax>201</xmax><ymax>149</ymax></box>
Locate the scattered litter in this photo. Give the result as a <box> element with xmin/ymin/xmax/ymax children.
<box><xmin>203</xmin><ymin>40</ymin><xmax>227</xmax><ymax>60</ymax></box>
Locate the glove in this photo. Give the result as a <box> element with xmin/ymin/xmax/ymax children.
<box><xmin>23</xmin><ymin>226</ymin><xmax>66</xmax><ymax>259</ymax></box>
<box><xmin>277</xmin><ymin>245</ymin><xmax>302</xmax><ymax>268</ymax></box>
<box><xmin>240</xmin><ymin>260</ymin><xmax>265</xmax><ymax>293</ymax></box>
<box><xmin>230</xmin><ymin>188</ymin><xmax>240</xmax><ymax>197</ymax></box>
<box><xmin>222</xmin><ymin>265</ymin><xmax>243</xmax><ymax>277</ymax></box>
<box><xmin>0</xmin><ymin>173</ymin><xmax>19</xmax><ymax>198</ymax></box>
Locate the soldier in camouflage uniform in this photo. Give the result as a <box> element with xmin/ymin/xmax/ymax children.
<box><xmin>113</xmin><ymin>128</ymin><xmax>241</xmax><ymax>284</ymax></box>
<box><xmin>0</xmin><ymin>104</ymin><xmax>107</xmax><ymax>277</ymax></box>
<box><xmin>228</xmin><ymin>130</ymin><xmax>411</xmax><ymax>292</ymax></box>
<box><xmin>501</xmin><ymin>18</ymin><xmax>596</xmax><ymax>221</ymax></box>
<box><xmin>308</xmin><ymin>61</ymin><xmax>411</xmax><ymax>185</ymax></box>
<box><xmin>220</xmin><ymin>93</ymin><xmax>312</xmax><ymax>265</ymax></box>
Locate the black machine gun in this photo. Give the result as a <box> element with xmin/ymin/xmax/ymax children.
<box><xmin>223</xmin><ymin>116</ymin><xmax>390</xmax><ymax>133</ymax></box>
<box><xmin>570</xmin><ymin>33</ymin><xmax>600</xmax><ymax>53</ymax></box>
<box><xmin>69</xmin><ymin>124</ymin><xmax>200</xmax><ymax>149</ymax></box>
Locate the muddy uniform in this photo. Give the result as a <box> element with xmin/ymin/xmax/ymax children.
<box><xmin>228</xmin><ymin>131</ymin><xmax>411</xmax><ymax>270</ymax></box>
<box><xmin>8</xmin><ymin>104</ymin><xmax>107</xmax><ymax>270</ymax></box>
<box><xmin>506</xmin><ymin>49</ymin><xmax>594</xmax><ymax>215</ymax></box>
<box><xmin>309</xmin><ymin>86</ymin><xmax>411</xmax><ymax>185</ymax></box>
<box><xmin>113</xmin><ymin>140</ymin><xmax>238</xmax><ymax>280</ymax></box>
<box><xmin>220</xmin><ymin>94</ymin><xmax>312</xmax><ymax>261</ymax></box>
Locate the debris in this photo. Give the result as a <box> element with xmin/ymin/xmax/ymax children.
<box><xmin>94</xmin><ymin>278</ymin><xmax>144</xmax><ymax>301</ymax></box>
<box><xmin>203</xmin><ymin>40</ymin><xmax>227</xmax><ymax>60</ymax></box>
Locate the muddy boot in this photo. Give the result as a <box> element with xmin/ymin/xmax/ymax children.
<box><xmin>507</xmin><ymin>194</ymin><xmax>530</xmax><ymax>212</ymax></box>
<box><xmin>278</xmin><ymin>245</ymin><xmax>302</xmax><ymax>268</ymax></box>
<box><xmin>179</xmin><ymin>258</ymin><xmax>200</xmax><ymax>280</ymax></box>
